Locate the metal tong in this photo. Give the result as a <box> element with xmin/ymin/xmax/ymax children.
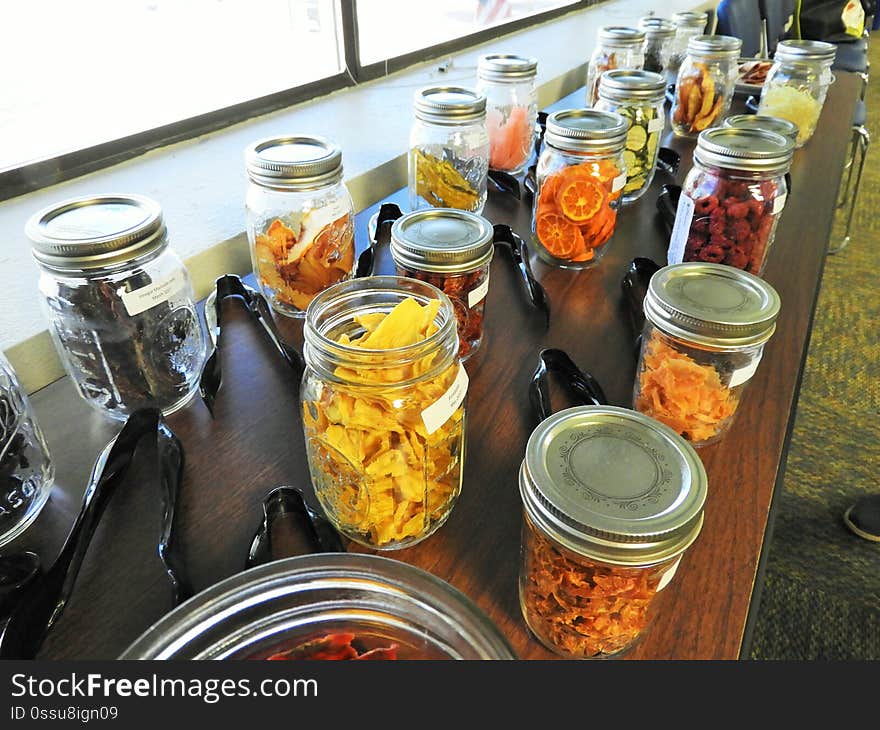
<box><xmin>492</xmin><ymin>223</ymin><xmax>551</xmax><ymax>327</ymax></box>
<box><xmin>529</xmin><ymin>348</ymin><xmax>608</xmax><ymax>424</ymax></box>
<box><xmin>199</xmin><ymin>274</ymin><xmax>304</xmax><ymax>416</ymax></box>
<box><xmin>621</xmin><ymin>257</ymin><xmax>662</xmax><ymax>353</ymax></box>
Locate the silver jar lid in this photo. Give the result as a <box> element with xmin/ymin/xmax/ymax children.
<box><xmin>26</xmin><ymin>194</ymin><xmax>167</xmax><ymax>271</ymax></box>
<box><xmin>723</xmin><ymin>113</ymin><xmax>800</xmax><ymax>144</ymax></box>
<box><xmin>643</xmin><ymin>263</ymin><xmax>781</xmax><ymax>348</ymax></box>
<box><xmin>597</xmin><ymin>26</ymin><xmax>646</xmax><ymax>48</ymax></box>
<box><xmin>672</xmin><ymin>10</ymin><xmax>708</xmax><ymax>29</ymax></box>
<box><xmin>638</xmin><ymin>17</ymin><xmax>676</xmax><ymax>39</ymax></box>
<box><xmin>695</xmin><ymin>127</ymin><xmax>794</xmax><ymax>174</ymax></box>
<box><xmin>520</xmin><ymin>405</ymin><xmax>707</xmax><ymax>565</ymax></box>
<box><xmin>245</xmin><ymin>135</ymin><xmax>343</xmax><ymax>191</ymax></box>
<box><xmin>774</xmin><ymin>38</ymin><xmax>837</xmax><ymax>63</ymax></box>
<box><xmin>544</xmin><ymin>108</ymin><xmax>629</xmax><ymax>153</ymax></box>
<box><xmin>477</xmin><ymin>53</ymin><xmax>538</xmax><ymax>81</ymax></box>
<box><xmin>390</xmin><ymin>208</ymin><xmax>494</xmax><ymax>274</ymax></box>
<box><xmin>687</xmin><ymin>34</ymin><xmax>743</xmax><ymax>58</ymax></box>
<box><xmin>414</xmin><ymin>86</ymin><xmax>486</xmax><ymax>124</ymax></box>
<box><xmin>597</xmin><ymin>69</ymin><xmax>667</xmax><ymax>103</ymax></box>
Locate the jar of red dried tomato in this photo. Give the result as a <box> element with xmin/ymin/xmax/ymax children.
<box><xmin>531</xmin><ymin>109</ymin><xmax>628</xmax><ymax>269</ymax></box>
<box><xmin>390</xmin><ymin>208</ymin><xmax>494</xmax><ymax>361</ymax></box>
<box><xmin>667</xmin><ymin>127</ymin><xmax>794</xmax><ymax>276</ymax></box>
<box><xmin>518</xmin><ymin>405</ymin><xmax>707</xmax><ymax>659</ymax></box>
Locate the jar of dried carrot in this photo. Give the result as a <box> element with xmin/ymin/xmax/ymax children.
<box><xmin>518</xmin><ymin>405</ymin><xmax>707</xmax><ymax>659</ymax></box>
<box><xmin>633</xmin><ymin>262</ymin><xmax>781</xmax><ymax>447</ymax></box>
<box><xmin>530</xmin><ymin>108</ymin><xmax>628</xmax><ymax>269</ymax></box>
<box><xmin>245</xmin><ymin>135</ymin><xmax>356</xmax><ymax>317</ymax></box>
<box><xmin>301</xmin><ymin>276</ymin><xmax>467</xmax><ymax>551</ymax></box>
<box><xmin>390</xmin><ymin>208</ymin><xmax>494</xmax><ymax>361</ymax></box>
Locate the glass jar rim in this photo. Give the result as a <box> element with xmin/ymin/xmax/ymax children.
<box><xmin>477</xmin><ymin>53</ymin><xmax>538</xmax><ymax>81</ymax></box>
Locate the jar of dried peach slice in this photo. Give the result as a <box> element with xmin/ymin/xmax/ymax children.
<box><xmin>301</xmin><ymin>276</ymin><xmax>467</xmax><ymax>550</ymax></box>
<box><xmin>518</xmin><ymin>405</ymin><xmax>707</xmax><ymax>659</ymax></box>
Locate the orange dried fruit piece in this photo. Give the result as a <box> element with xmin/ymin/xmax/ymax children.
<box><xmin>557</xmin><ymin>177</ymin><xmax>605</xmax><ymax>222</ymax></box>
<box><xmin>536</xmin><ymin>213</ymin><xmax>583</xmax><ymax>258</ymax></box>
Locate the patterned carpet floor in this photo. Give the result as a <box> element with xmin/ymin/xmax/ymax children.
<box><xmin>747</xmin><ymin>33</ymin><xmax>880</xmax><ymax>660</ymax></box>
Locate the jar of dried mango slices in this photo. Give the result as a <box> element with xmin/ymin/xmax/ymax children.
<box><xmin>245</xmin><ymin>135</ymin><xmax>356</xmax><ymax>317</ymax></box>
<box><xmin>301</xmin><ymin>276</ymin><xmax>467</xmax><ymax>550</ymax></box>
<box><xmin>633</xmin><ymin>262</ymin><xmax>781</xmax><ymax>447</ymax></box>
<box><xmin>518</xmin><ymin>405</ymin><xmax>707</xmax><ymax>659</ymax></box>
<box><xmin>531</xmin><ymin>108</ymin><xmax>628</xmax><ymax>269</ymax></box>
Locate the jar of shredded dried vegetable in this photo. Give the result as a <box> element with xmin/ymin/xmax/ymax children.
<box><xmin>585</xmin><ymin>26</ymin><xmax>646</xmax><ymax>108</ymax></box>
<box><xmin>518</xmin><ymin>405</ymin><xmax>707</xmax><ymax>659</ymax></box>
<box><xmin>667</xmin><ymin>127</ymin><xmax>794</xmax><ymax>276</ymax></box>
<box><xmin>476</xmin><ymin>53</ymin><xmax>538</xmax><ymax>175</ymax></box>
<box><xmin>301</xmin><ymin>276</ymin><xmax>467</xmax><ymax>550</ymax></box>
<box><xmin>26</xmin><ymin>194</ymin><xmax>207</xmax><ymax>421</ymax></box>
<box><xmin>245</xmin><ymin>135</ymin><xmax>356</xmax><ymax>318</ymax></box>
<box><xmin>531</xmin><ymin>108</ymin><xmax>628</xmax><ymax>269</ymax></box>
<box><xmin>409</xmin><ymin>86</ymin><xmax>490</xmax><ymax>214</ymax></box>
<box><xmin>671</xmin><ymin>35</ymin><xmax>742</xmax><ymax>138</ymax></box>
<box><xmin>633</xmin><ymin>262</ymin><xmax>781</xmax><ymax>447</ymax></box>
<box><xmin>390</xmin><ymin>209</ymin><xmax>494</xmax><ymax>361</ymax></box>
<box><xmin>638</xmin><ymin>17</ymin><xmax>677</xmax><ymax>82</ymax></box>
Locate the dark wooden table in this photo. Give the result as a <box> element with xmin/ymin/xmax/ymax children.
<box><xmin>9</xmin><ymin>72</ymin><xmax>861</xmax><ymax>661</ymax></box>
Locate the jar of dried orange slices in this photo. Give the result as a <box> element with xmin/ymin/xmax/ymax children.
<box><xmin>301</xmin><ymin>276</ymin><xmax>467</xmax><ymax>550</ymax></box>
<box><xmin>245</xmin><ymin>135</ymin><xmax>356</xmax><ymax>317</ymax></box>
<box><xmin>530</xmin><ymin>109</ymin><xmax>629</xmax><ymax>269</ymax></box>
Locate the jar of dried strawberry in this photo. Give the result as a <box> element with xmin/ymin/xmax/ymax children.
<box><xmin>531</xmin><ymin>108</ymin><xmax>628</xmax><ymax>269</ymax></box>
<box><xmin>667</xmin><ymin>127</ymin><xmax>794</xmax><ymax>276</ymax></box>
<box><xmin>390</xmin><ymin>208</ymin><xmax>494</xmax><ymax>361</ymax></box>
<box><xmin>518</xmin><ymin>404</ymin><xmax>708</xmax><ymax>659</ymax></box>
<box><xmin>633</xmin><ymin>262</ymin><xmax>781</xmax><ymax>447</ymax></box>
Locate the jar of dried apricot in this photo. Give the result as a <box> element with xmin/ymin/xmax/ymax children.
<box><xmin>518</xmin><ymin>405</ymin><xmax>707</xmax><ymax>659</ymax></box>
<box><xmin>531</xmin><ymin>109</ymin><xmax>628</xmax><ymax>269</ymax></box>
<box><xmin>301</xmin><ymin>276</ymin><xmax>467</xmax><ymax>550</ymax></box>
<box><xmin>245</xmin><ymin>135</ymin><xmax>356</xmax><ymax>317</ymax></box>
<box><xmin>633</xmin><ymin>262</ymin><xmax>781</xmax><ymax>447</ymax></box>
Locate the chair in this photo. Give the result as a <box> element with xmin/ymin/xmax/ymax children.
<box><xmin>716</xmin><ymin>0</ymin><xmax>764</xmax><ymax>58</ymax></box>
<box><xmin>759</xmin><ymin>0</ymin><xmax>797</xmax><ymax>54</ymax></box>
<box><xmin>829</xmin><ymin>100</ymin><xmax>871</xmax><ymax>254</ymax></box>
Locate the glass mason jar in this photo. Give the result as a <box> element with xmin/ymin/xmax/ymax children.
<box><xmin>245</xmin><ymin>135</ymin><xmax>356</xmax><ymax>318</ymax></box>
<box><xmin>633</xmin><ymin>262</ymin><xmax>781</xmax><ymax>447</ymax></box>
<box><xmin>476</xmin><ymin>53</ymin><xmax>538</xmax><ymax>175</ymax></box>
<box><xmin>671</xmin><ymin>35</ymin><xmax>743</xmax><ymax>138</ymax></box>
<box><xmin>518</xmin><ymin>405</ymin><xmax>707</xmax><ymax>659</ymax></box>
<box><xmin>667</xmin><ymin>127</ymin><xmax>794</xmax><ymax>276</ymax></box>
<box><xmin>26</xmin><ymin>195</ymin><xmax>207</xmax><ymax>421</ymax></box>
<box><xmin>595</xmin><ymin>69</ymin><xmax>667</xmax><ymax>204</ymax></box>
<box><xmin>389</xmin><ymin>209</ymin><xmax>494</xmax><ymax>361</ymax></box>
<box><xmin>757</xmin><ymin>39</ymin><xmax>837</xmax><ymax>148</ymax></box>
<box><xmin>301</xmin><ymin>276</ymin><xmax>467</xmax><ymax>551</ymax></box>
<box><xmin>409</xmin><ymin>86</ymin><xmax>490</xmax><ymax>214</ymax></box>
<box><xmin>0</xmin><ymin>352</ymin><xmax>54</xmax><ymax>548</ymax></box>
<box><xmin>723</xmin><ymin>113</ymin><xmax>800</xmax><ymax>147</ymax></box>
<box><xmin>638</xmin><ymin>17</ymin><xmax>677</xmax><ymax>81</ymax></box>
<box><xmin>585</xmin><ymin>26</ymin><xmax>646</xmax><ymax>107</ymax></box>
<box><xmin>531</xmin><ymin>108</ymin><xmax>628</xmax><ymax>269</ymax></box>
<box><xmin>667</xmin><ymin>10</ymin><xmax>709</xmax><ymax>81</ymax></box>
<box><xmin>121</xmin><ymin>553</ymin><xmax>517</xmax><ymax>659</ymax></box>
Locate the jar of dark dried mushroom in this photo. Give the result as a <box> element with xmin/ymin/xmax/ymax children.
<box><xmin>518</xmin><ymin>405</ymin><xmax>707</xmax><ymax>659</ymax></box>
<box><xmin>390</xmin><ymin>208</ymin><xmax>494</xmax><ymax>360</ymax></box>
<box><xmin>26</xmin><ymin>194</ymin><xmax>207</xmax><ymax>421</ymax></box>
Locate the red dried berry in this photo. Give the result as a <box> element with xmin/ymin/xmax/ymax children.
<box><xmin>728</xmin><ymin>218</ymin><xmax>752</xmax><ymax>242</ymax></box>
<box><xmin>693</xmin><ymin>195</ymin><xmax>719</xmax><ymax>215</ymax></box>
<box><xmin>724</xmin><ymin>181</ymin><xmax>751</xmax><ymax>199</ymax></box>
<box><xmin>747</xmin><ymin>198</ymin><xmax>764</xmax><ymax>216</ymax></box>
<box><xmin>710</xmin><ymin>232</ymin><xmax>735</xmax><ymax>249</ymax></box>
<box><xmin>692</xmin><ymin>217</ymin><xmax>711</xmax><ymax>235</ymax></box>
<box><xmin>726</xmin><ymin>201</ymin><xmax>751</xmax><ymax>220</ymax></box>
<box><xmin>725</xmin><ymin>248</ymin><xmax>750</xmax><ymax>269</ymax></box>
<box><xmin>697</xmin><ymin>245</ymin><xmax>726</xmax><ymax>263</ymax></box>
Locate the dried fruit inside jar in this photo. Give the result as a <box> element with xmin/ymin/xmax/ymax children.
<box><xmin>617</xmin><ymin>105</ymin><xmax>662</xmax><ymax>201</ymax></box>
<box><xmin>410</xmin><ymin>147</ymin><xmax>486</xmax><ymax>212</ymax></box>
<box><xmin>672</xmin><ymin>62</ymin><xmax>729</xmax><ymax>135</ymax></box>
<box><xmin>487</xmin><ymin>105</ymin><xmax>534</xmax><ymax>173</ymax></box>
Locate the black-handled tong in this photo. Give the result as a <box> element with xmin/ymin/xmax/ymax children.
<box><xmin>492</xmin><ymin>224</ymin><xmax>550</xmax><ymax>326</ymax></box>
<box><xmin>199</xmin><ymin>274</ymin><xmax>304</xmax><ymax>416</ymax></box>
<box><xmin>529</xmin><ymin>348</ymin><xmax>608</xmax><ymax>424</ymax></box>
<box><xmin>656</xmin><ymin>183</ymin><xmax>682</xmax><ymax>237</ymax></box>
<box><xmin>621</xmin><ymin>257</ymin><xmax>662</xmax><ymax>352</ymax></box>
<box><xmin>157</xmin><ymin>421</ymin><xmax>192</xmax><ymax>607</ymax></box>
<box><xmin>355</xmin><ymin>202</ymin><xmax>404</xmax><ymax>279</ymax></box>
<box><xmin>656</xmin><ymin>147</ymin><xmax>681</xmax><ymax>177</ymax></box>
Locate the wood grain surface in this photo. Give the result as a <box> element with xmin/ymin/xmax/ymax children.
<box><xmin>9</xmin><ymin>72</ymin><xmax>861</xmax><ymax>661</ymax></box>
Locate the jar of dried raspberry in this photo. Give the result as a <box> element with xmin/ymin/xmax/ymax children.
<box><xmin>667</xmin><ymin>127</ymin><xmax>794</xmax><ymax>277</ymax></box>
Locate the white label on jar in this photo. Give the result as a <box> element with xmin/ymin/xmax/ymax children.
<box><xmin>667</xmin><ymin>193</ymin><xmax>695</xmax><ymax>265</ymax></box>
<box><xmin>421</xmin><ymin>363</ymin><xmax>469</xmax><ymax>436</ymax></box>
<box><xmin>612</xmin><ymin>170</ymin><xmax>628</xmax><ymax>193</ymax></box>
<box><xmin>648</xmin><ymin>116</ymin><xmax>665</xmax><ymax>134</ymax></box>
<box><xmin>728</xmin><ymin>353</ymin><xmax>763</xmax><ymax>388</ymax></box>
<box><xmin>467</xmin><ymin>272</ymin><xmax>490</xmax><ymax>308</ymax></box>
<box><xmin>772</xmin><ymin>192</ymin><xmax>787</xmax><ymax>215</ymax></box>
<box><xmin>120</xmin><ymin>269</ymin><xmax>188</xmax><ymax>317</ymax></box>
<box><xmin>656</xmin><ymin>557</ymin><xmax>682</xmax><ymax>592</ymax></box>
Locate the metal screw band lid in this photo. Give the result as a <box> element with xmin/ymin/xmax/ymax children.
<box><xmin>520</xmin><ymin>405</ymin><xmax>707</xmax><ymax>565</ymax></box>
<box><xmin>643</xmin><ymin>262</ymin><xmax>781</xmax><ymax>348</ymax></box>
<box><xmin>597</xmin><ymin>69</ymin><xmax>667</xmax><ymax>103</ymax></box>
<box><xmin>544</xmin><ymin>108</ymin><xmax>629</xmax><ymax>153</ymax></box>
<box><xmin>414</xmin><ymin>86</ymin><xmax>486</xmax><ymax>124</ymax></box>
<box><xmin>390</xmin><ymin>208</ymin><xmax>494</xmax><ymax>274</ymax></box>
<box><xmin>723</xmin><ymin>114</ymin><xmax>800</xmax><ymax>144</ymax></box>
<box><xmin>672</xmin><ymin>10</ymin><xmax>709</xmax><ymax>28</ymax></box>
<box><xmin>695</xmin><ymin>127</ymin><xmax>794</xmax><ymax>174</ymax></box>
<box><xmin>597</xmin><ymin>26</ymin><xmax>646</xmax><ymax>48</ymax></box>
<box><xmin>477</xmin><ymin>53</ymin><xmax>538</xmax><ymax>81</ymax></box>
<box><xmin>26</xmin><ymin>194</ymin><xmax>167</xmax><ymax>271</ymax></box>
<box><xmin>687</xmin><ymin>34</ymin><xmax>743</xmax><ymax>58</ymax></box>
<box><xmin>638</xmin><ymin>17</ymin><xmax>676</xmax><ymax>39</ymax></box>
<box><xmin>245</xmin><ymin>135</ymin><xmax>343</xmax><ymax>190</ymax></box>
<box><xmin>774</xmin><ymin>39</ymin><xmax>837</xmax><ymax>63</ymax></box>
